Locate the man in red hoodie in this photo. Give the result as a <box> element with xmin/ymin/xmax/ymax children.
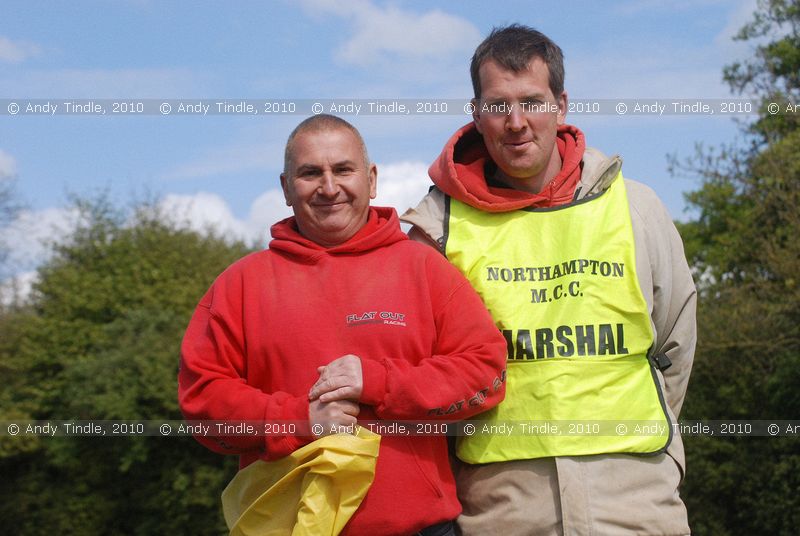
<box><xmin>179</xmin><ymin>114</ymin><xmax>507</xmax><ymax>536</ymax></box>
<box><xmin>402</xmin><ymin>25</ymin><xmax>696</xmax><ymax>535</ymax></box>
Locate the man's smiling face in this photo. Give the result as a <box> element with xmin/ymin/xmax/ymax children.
<box><xmin>472</xmin><ymin>57</ymin><xmax>567</xmax><ymax>192</ymax></box>
<box><xmin>281</xmin><ymin>127</ymin><xmax>377</xmax><ymax>247</ymax></box>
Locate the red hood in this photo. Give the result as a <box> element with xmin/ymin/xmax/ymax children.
<box><xmin>269</xmin><ymin>206</ymin><xmax>407</xmax><ymax>262</ymax></box>
<box><xmin>429</xmin><ymin>122</ymin><xmax>586</xmax><ymax>212</ymax></box>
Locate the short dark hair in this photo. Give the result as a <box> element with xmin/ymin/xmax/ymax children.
<box><xmin>470</xmin><ymin>24</ymin><xmax>565</xmax><ymax>99</ymax></box>
<box><xmin>283</xmin><ymin>114</ymin><xmax>370</xmax><ymax>176</ymax></box>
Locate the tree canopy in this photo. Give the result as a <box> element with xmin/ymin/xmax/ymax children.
<box><xmin>674</xmin><ymin>1</ymin><xmax>800</xmax><ymax>533</ymax></box>
<box><xmin>0</xmin><ymin>197</ymin><xmax>253</xmax><ymax>535</ymax></box>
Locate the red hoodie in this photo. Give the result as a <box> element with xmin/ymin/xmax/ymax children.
<box><xmin>429</xmin><ymin>122</ymin><xmax>586</xmax><ymax>211</ymax></box>
<box><xmin>179</xmin><ymin>207</ymin><xmax>507</xmax><ymax>535</ymax></box>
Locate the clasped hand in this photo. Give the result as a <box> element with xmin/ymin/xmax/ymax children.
<box><xmin>307</xmin><ymin>354</ymin><xmax>363</xmax><ymax>437</ymax></box>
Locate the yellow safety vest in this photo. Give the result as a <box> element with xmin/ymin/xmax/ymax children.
<box><xmin>447</xmin><ymin>174</ymin><xmax>671</xmax><ymax>463</ymax></box>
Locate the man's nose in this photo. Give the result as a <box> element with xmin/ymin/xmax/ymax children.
<box><xmin>318</xmin><ymin>172</ymin><xmax>339</xmax><ymax>197</ymax></box>
<box><xmin>506</xmin><ymin>106</ymin><xmax>525</xmax><ymax>131</ymax></box>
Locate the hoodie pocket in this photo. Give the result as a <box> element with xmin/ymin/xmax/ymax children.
<box><xmin>405</xmin><ymin>436</ymin><xmax>444</xmax><ymax>498</ymax></box>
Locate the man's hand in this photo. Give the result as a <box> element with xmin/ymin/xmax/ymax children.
<box><xmin>308</xmin><ymin>398</ymin><xmax>360</xmax><ymax>437</ymax></box>
<box><xmin>308</xmin><ymin>354</ymin><xmax>363</xmax><ymax>403</ymax></box>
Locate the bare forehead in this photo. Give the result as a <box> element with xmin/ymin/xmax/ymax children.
<box><xmin>290</xmin><ymin>127</ymin><xmax>363</xmax><ymax>164</ymax></box>
<box><xmin>478</xmin><ymin>58</ymin><xmax>552</xmax><ymax>98</ymax></box>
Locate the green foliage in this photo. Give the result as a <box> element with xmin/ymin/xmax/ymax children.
<box><xmin>674</xmin><ymin>1</ymin><xmax>800</xmax><ymax>534</ymax></box>
<box><xmin>723</xmin><ymin>0</ymin><xmax>800</xmax><ymax>140</ymax></box>
<box><xmin>0</xmin><ymin>196</ymin><xmax>253</xmax><ymax>535</ymax></box>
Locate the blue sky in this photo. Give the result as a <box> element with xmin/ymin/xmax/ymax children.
<box><xmin>0</xmin><ymin>0</ymin><xmax>759</xmax><ymax>288</ymax></box>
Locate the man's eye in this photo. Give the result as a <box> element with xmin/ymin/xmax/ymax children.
<box><xmin>481</xmin><ymin>101</ymin><xmax>509</xmax><ymax>115</ymax></box>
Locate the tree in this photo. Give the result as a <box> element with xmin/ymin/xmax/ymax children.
<box><xmin>0</xmin><ymin>196</ymin><xmax>254</xmax><ymax>535</ymax></box>
<box><xmin>673</xmin><ymin>1</ymin><xmax>800</xmax><ymax>534</ymax></box>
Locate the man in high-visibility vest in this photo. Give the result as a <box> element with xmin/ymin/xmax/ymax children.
<box><xmin>402</xmin><ymin>24</ymin><xmax>696</xmax><ymax>535</ymax></box>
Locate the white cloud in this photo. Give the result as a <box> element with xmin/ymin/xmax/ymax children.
<box><xmin>248</xmin><ymin>189</ymin><xmax>292</xmax><ymax>240</ymax></box>
<box><xmin>0</xmin><ymin>36</ymin><xmax>41</xmax><ymax>63</ymax></box>
<box><xmin>0</xmin><ymin>149</ymin><xmax>17</xmax><ymax>179</ymax></box>
<box><xmin>159</xmin><ymin>192</ymin><xmax>253</xmax><ymax>241</ymax></box>
<box><xmin>2</xmin><ymin>207</ymin><xmax>80</xmax><ymax>276</ymax></box>
<box><xmin>157</xmin><ymin>189</ymin><xmax>290</xmax><ymax>248</ymax></box>
<box><xmin>0</xmin><ymin>270</ymin><xmax>37</xmax><ymax>306</ymax></box>
<box><xmin>297</xmin><ymin>0</ymin><xmax>481</xmax><ymax>66</ymax></box>
<box><xmin>373</xmin><ymin>160</ymin><xmax>430</xmax><ymax>214</ymax></box>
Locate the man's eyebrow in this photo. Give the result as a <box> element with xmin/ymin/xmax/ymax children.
<box><xmin>331</xmin><ymin>159</ymin><xmax>358</xmax><ymax>168</ymax></box>
<box><xmin>294</xmin><ymin>163</ymin><xmax>322</xmax><ymax>174</ymax></box>
<box><xmin>482</xmin><ymin>90</ymin><xmax>547</xmax><ymax>100</ymax></box>
<box><xmin>293</xmin><ymin>159</ymin><xmax>359</xmax><ymax>175</ymax></box>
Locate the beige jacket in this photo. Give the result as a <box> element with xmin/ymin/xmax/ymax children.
<box><xmin>401</xmin><ymin>147</ymin><xmax>696</xmax><ymax>535</ymax></box>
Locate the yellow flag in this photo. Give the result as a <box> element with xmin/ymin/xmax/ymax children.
<box><xmin>222</xmin><ymin>426</ymin><xmax>380</xmax><ymax>536</ymax></box>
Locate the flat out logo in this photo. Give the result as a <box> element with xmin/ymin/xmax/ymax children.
<box><xmin>346</xmin><ymin>311</ymin><xmax>407</xmax><ymax>327</ymax></box>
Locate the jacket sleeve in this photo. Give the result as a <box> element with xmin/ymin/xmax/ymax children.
<box><xmin>358</xmin><ymin>253</ymin><xmax>507</xmax><ymax>421</ymax></box>
<box><xmin>178</xmin><ymin>277</ymin><xmax>313</xmax><ymax>460</ymax></box>
<box><xmin>627</xmin><ymin>180</ymin><xmax>697</xmax><ymax>419</ymax></box>
<box><xmin>401</xmin><ymin>188</ymin><xmax>447</xmax><ymax>249</ymax></box>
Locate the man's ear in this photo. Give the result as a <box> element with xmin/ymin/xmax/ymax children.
<box><xmin>556</xmin><ymin>91</ymin><xmax>568</xmax><ymax>126</ymax></box>
<box><xmin>280</xmin><ymin>173</ymin><xmax>292</xmax><ymax>206</ymax></box>
<box><xmin>368</xmin><ymin>164</ymin><xmax>377</xmax><ymax>199</ymax></box>
<box><xmin>471</xmin><ymin>98</ymin><xmax>483</xmax><ymax>134</ymax></box>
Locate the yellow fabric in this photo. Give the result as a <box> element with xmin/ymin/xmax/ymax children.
<box><xmin>448</xmin><ymin>175</ymin><xmax>671</xmax><ymax>463</ymax></box>
<box><xmin>222</xmin><ymin>426</ymin><xmax>380</xmax><ymax>536</ymax></box>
